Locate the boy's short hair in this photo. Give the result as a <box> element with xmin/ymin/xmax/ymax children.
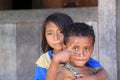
<box><xmin>63</xmin><ymin>23</ymin><xmax>95</xmax><ymax>45</ymax></box>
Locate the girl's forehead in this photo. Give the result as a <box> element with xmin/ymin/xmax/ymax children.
<box><xmin>45</xmin><ymin>22</ymin><xmax>61</xmax><ymax>31</ymax></box>
<box><xmin>46</xmin><ymin>22</ymin><xmax>58</xmax><ymax>28</ymax></box>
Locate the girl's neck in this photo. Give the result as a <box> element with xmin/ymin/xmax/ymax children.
<box><xmin>53</xmin><ymin>49</ymin><xmax>62</xmax><ymax>54</ymax></box>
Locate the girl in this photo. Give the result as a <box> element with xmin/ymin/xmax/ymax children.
<box><xmin>34</xmin><ymin>12</ymin><xmax>107</xmax><ymax>80</ymax></box>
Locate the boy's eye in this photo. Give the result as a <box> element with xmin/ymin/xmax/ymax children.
<box><xmin>73</xmin><ymin>47</ymin><xmax>78</xmax><ymax>51</ymax></box>
<box><xmin>84</xmin><ymin>47</ymin><xmax>89</xmax><ymax>51</ymax></box>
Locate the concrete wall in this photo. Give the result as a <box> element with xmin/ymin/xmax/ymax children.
<box><xmin>116</xmin><ymin>0</ymin><xmax>120</xmax><ymax>79</ymax></box>
<box><xmin>0</xmin><ymin>24</ymin><xmax>16</xmax><ymax>80</ymax></box>
<box><xmin>0</xmin><ymin>8</ymin><xmax>99</xmax><ymax>80</ymax></box>
<box><xmin>98</xmin><ymin>0</ymin><xmax>117</xmax><ymax>80</ymax></box>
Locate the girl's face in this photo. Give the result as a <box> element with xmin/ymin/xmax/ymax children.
<box><xmin>45</xmin><ymin>22</ymin><xmax>64</xmax><ymax>52</ymax></box>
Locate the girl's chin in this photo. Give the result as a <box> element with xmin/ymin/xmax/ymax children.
<box><xmin>54</xmin><ymin>48</ymin><xmax>63</xmax><ymax>52</ymax></box>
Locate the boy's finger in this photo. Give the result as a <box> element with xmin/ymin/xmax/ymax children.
<box><xmin>67</xmin><ymin>40</ymin><xmax>78</xmax><ymax>51</ymax></box>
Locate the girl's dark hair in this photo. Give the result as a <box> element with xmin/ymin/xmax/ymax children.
<box><xmin>63</xmin><ymin>23</ymin><xmax>95</xmax><ymax>45</ymax></box>
<box><xmin>41</xmin><ymin>12</ymin><xmax>73</xmax><ymax>52</ymax></box>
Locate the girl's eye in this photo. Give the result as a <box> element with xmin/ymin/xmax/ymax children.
<box><xmin>60</xmin><ymin>30</ymin><xmax>63</xmax><ymax>33</ymax></box>
<box><xmin>58</xmin><ymin>30</ymin><xmax>63</xmax><ymax>36</ymax></box>
<box><xmin>58</xmin><ymin>30</ymin><xmax>63</xmax><ymax>34</ymax></box>
<box><xmin>47</xmin><ymin>32</ymin><xmax>52</xmax><ymax>35</ymax></box>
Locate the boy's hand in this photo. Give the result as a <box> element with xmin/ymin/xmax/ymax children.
<box><xmin>52</xmin><ymin>41</ymin><xmax>78</xmax><ymax>64</ymax></box>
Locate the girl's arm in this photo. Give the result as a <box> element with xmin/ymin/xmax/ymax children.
<box><xmin>93</xmin><ymin>68</ymin><xmax>108</xmax><ymax>80</ymax></box>
<box><xmin>86</xmin><ymin>58</ymin><xmax>108</xmax><ymax>80</ymax></box>
<box><xmin>34</xmin><ymin>66</ymin><xmax>47</xmax><ymax>80</ymax></box>
<box><xmin>76</xmin><ymin>68</ymin><xmax>108</xmax><ymax>80</ymax></box>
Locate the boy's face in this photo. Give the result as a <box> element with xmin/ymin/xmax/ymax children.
<box><xmin>66</xmin><ymin>36</ymin><xmax>94</xmax><ymax>67</ymax></box>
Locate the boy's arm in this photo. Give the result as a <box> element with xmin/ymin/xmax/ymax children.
<box><xmin>46</xmin><ymin>59</ymin><xmax>59</xmax><ymax>80</ymax></box>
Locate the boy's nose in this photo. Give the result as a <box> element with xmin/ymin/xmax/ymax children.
<box><xmin>80</xmin><ymin>50</ymin><xmax>84</xmax><ymax>57</ymax></box>
<box><xmin>80</xmin><ymin>52</ymin><xmax>84</xmax><ymax>57</ymax></box>
<box><xmin>77</xmin><ymin>50</ymin><xmax>84</xmax><ymax>57</ymax></box>
<box><xmin>76</xmin><ymin>50</ymin><xmax>84</xmax><ymax>57</ymax></box>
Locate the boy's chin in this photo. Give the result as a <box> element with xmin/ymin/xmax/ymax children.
<box><xmin>74</xmin><ymin>64</ymin><xmax>85</xmax><ymax>67</ymax></box>
<box><xmin>73</xmin><ymin>62</ymin><xmax>86</xmax><ymax>67</ymax></box>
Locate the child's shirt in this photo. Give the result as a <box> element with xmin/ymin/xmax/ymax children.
<box><xmin>33</xmin><ymin>50</ymin><xmax>102</xmax><ymax>80</ymax></box>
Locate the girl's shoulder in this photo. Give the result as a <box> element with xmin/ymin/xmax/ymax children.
<box><xmin>35</xmin><ymin>50</ymin><xmax>53</xmax><ymax>69</ymax></box>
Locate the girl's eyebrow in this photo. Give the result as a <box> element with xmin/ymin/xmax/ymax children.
<box><xmin>46</xmin><ymin>30</ymin><xmax>53</xmax><ymax>32</ymax></box>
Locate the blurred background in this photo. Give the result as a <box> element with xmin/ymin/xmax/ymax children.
<box><xmin>0</xmin><ymin>0</ymin><xmax>98</xmax><ymax>10</ymax></box>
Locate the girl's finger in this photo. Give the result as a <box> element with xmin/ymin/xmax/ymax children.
<box><xmin>75</xmin><ymin>73</ymin><xmax>84</xmax><ymax>79</ymax></box>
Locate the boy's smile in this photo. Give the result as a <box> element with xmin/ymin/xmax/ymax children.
<box><xmin>66</xmin><ymin>36</ymin><xmax>94</xmax><ymax>67</ymax></box>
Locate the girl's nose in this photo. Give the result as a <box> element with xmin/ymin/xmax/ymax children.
<box><xmin>54</xmin><ymin>33</ymin><xmax>60</xmax><ymax>40</ymax></box>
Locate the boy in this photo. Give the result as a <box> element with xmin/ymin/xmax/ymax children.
<box><xmin>47</xmin><ymin>23</ymin><xmax>108</xmax><ymax>80</ymax></box>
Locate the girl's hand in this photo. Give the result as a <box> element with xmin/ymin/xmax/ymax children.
<box><xmin>75</xmin><ymin>74</ymin><xmax>97</xmax><ymax>80</ymax></box>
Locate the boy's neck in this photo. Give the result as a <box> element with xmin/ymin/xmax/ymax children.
<box><xmin>69</xmin><ymin>62</ymin><xmax>85</xmax><ymax>68</ymax></box>
<box><xmin>65</xmin><ymin>62</ymin><xmax>88</xmax><ymax>75</ymax></box>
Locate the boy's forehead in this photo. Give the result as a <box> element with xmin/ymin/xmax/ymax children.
<box><xmin>67</xmin><ymin>36</ymin><xmax>93</xmax><ymax>44</ymax></box>
<box><xmin>68</xmin><ymin>36</ymin><xmax>91</xmax><ymax>40</ymax></box>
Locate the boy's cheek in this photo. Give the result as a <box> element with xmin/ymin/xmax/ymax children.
<box><xmin>69</xmin><ymin>54</ymin><xmax>91</xmax><ymax>60</ymax></box>
<box><xmin>69</xmin><ymin>55</ymin><xmax>79</xmax><ymax>60</ymax></box>
<box><xmin>70</xmin><ymin>53</ymin><xmax>79</xmax><ymax>56</ymax></box>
